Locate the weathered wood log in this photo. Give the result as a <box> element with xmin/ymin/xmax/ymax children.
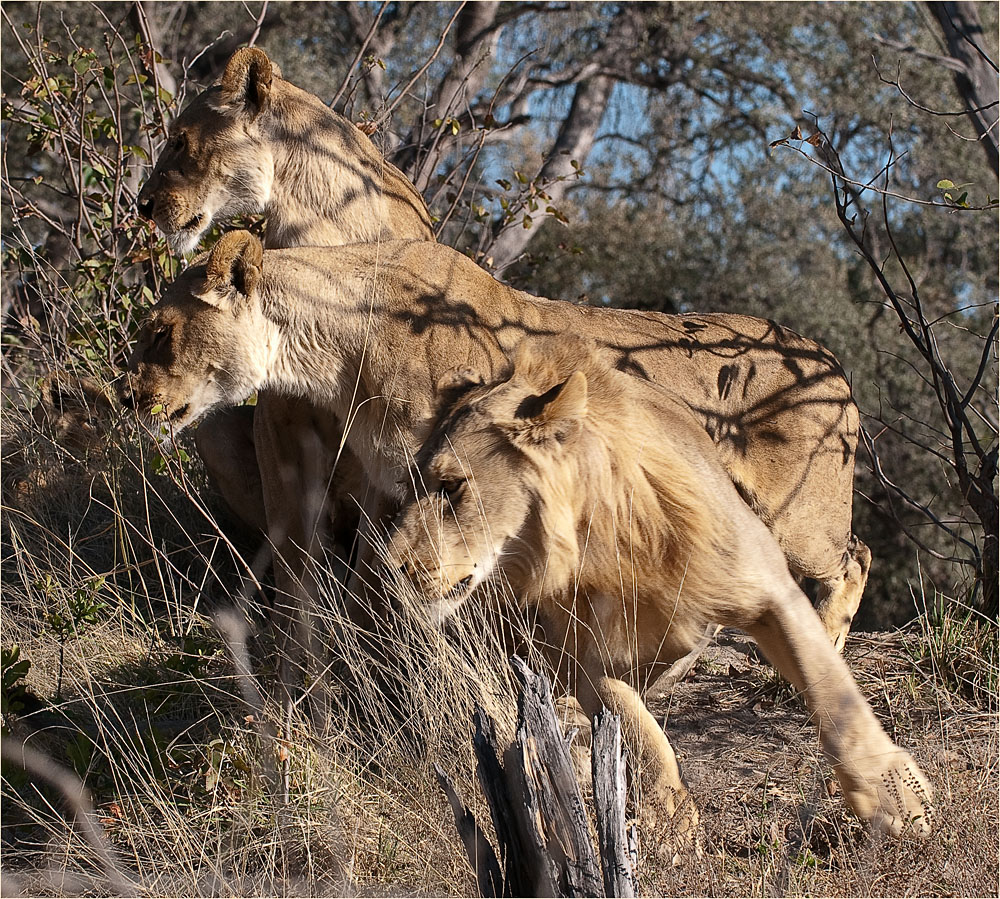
<box><xmin>473</xmin><ymin>708</ymin><xmax>549</xmax><ymax>896</ymax></box>
<box><xmin>505</xmin><ymin>656</ymin><xmax>603</xmax><ymax>897</ymax></box>
<box><xmin>434</xmin><ymin>761</ymin><xmax>504</xmax><ymax>898</ymax></box>
<box><xmin>591</xmin><ymin>711</ymin><xmax>636</xmax><ymax>898</ymax></box>
<box><xmin>436</xmin><ymin>657</ymin><xmax>636</xmax><ymax>897</ymax></box>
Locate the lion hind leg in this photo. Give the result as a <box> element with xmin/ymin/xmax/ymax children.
<box><xmin>743</xmin><ymin>582</ymin><xmax>932</xmax><ymax>837</ymax></box>
<box><xmin>813</xmin><ymin>535</ymin><xmax>872</xmax><ymax>652</ymax></box>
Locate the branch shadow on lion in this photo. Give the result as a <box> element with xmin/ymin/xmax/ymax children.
<box><xmin>131</xmin><ymin>46</ymin><xmax>873</xmax><ymax>718</ymax></box>
<box><xmin>122</xmin><ymin>232</ymin><xmax>872</xmax><ymax>720</ymax></box>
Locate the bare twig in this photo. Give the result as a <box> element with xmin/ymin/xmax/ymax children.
<box><xmin>785</xmin><ymin>122</ymin><xmax>997</xmax><ymax>610</ymax></box>
<box><xmin>331</xmin><ymin>0</ymin><xmax>390</xmax><ymax>110</ymax></box>
<box><xmin>378</xmin><ymin>3</ymin><xmax>465</xmax><ymax>126</ymax></box>
<box><xmin>245</xmin><ymin>1</ymin><xmax>269</xmax><ymax>48</ymax></box>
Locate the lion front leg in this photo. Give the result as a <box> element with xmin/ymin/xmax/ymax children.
<box><xmin>254</xmin><ymin>393</ymin><xmax>336</xmax><ymax>713</ymax></box>
<box><xmin>744</xmin><ymin>582</ymin><xmax>933</xmax><ymax>837</ymax></box>
<box><xmin>575</xmin><ymin>669</ymin><xmax>700</xmax><ymax>861</ymax></box>
<box><xmin>195</xmin><ymin>404</ymin><xmax>268</xmax><ymax>535</ymax></box>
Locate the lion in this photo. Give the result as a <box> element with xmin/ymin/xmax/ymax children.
<box><xmin>136</xmin><ymin>48</ymin><xmax>435</xmax><ymax>656</ymax></box>
<box><xmin>3</xmin><ymin>372</ymin><xmax>115</xmax><ymax>504</ymax></box>
<box><xmin>136</xmin><ymin>49</ymin><xmax>432</xmax><ymax>254</ymax></box>
<box><xmin>123</xmin><ymin>231</ymin><xmax>876</xmax><ymax>721</ymax></box>
<box><xmin>386</xmin><ymin>335</ymin><xmax>933</xmax><ymax>844</ymax></box>
<box><xmin>135</xmin><ymin>49</ymin><xmax>870</xmax><ymax>652</ymax></box>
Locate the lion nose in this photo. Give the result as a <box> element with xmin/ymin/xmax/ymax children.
<box><xmin>137</xmin><ymin>195</ymin><xmax>154</xmax><ymax>220</ymax></box>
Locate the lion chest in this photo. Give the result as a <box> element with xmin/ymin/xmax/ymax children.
<box><xmin>533</xmin><ymin>589</ymin><xmax>711</xmax><ymax>679</ymax></box>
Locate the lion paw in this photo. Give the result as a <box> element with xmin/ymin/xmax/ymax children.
<box><xmin>642</xmin><ymin>792</ymin><xmax>703</xmax><ymax>864</ymax></box>
<box><xmin>864</xmin><ymin>751</ymin><xmax>933</xmax><ymax>838</ymax></box>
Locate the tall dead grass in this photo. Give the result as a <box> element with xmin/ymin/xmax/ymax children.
<box><xmin>2</xmin><ymin>364</ymin><xmax>997</xmax><ymax>897</ymax></box>
<box><xmin>0</xmin><ymin>374</ymin><xmax>532</xmax><ymax>896</ymax></box>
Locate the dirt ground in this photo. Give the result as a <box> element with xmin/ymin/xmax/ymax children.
<box><xmin>634</xmin><ymin>631</ymin><xmax>998</xmax><ymax>897</ymax></box>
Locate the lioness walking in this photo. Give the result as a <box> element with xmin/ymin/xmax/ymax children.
<box><xmin>387</xmin><ymin>336</ymin><xmax>933</xmax><ymax>843</ymax></box>
<box><xmin>136</xmin><ymin>48</ymin><xmax>869</xmax><ymax>651</ymax></box>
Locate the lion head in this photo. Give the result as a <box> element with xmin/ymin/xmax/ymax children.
<box><xmin>137</xmin><ymin>49</ymin><xmax>280</xmax><ymax>254</ymax></box>
<box><xmin>122</xmin><ymin>232</ymin><xmax>270</xmax><ymax>434</ymax></box>
<box><xmin>388</xmin><ymin>337</ymin><xmax>720</xmax><ymax>625</ymax></box>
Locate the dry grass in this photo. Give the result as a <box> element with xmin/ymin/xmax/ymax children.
<box><xmin>1</xmin><ymin>370</ymin><xmax>997</xmax><ymax>897</ymax></box>
<box><xmin>643</xmin><ymin>630</ymin><xmax>997</xmax><ymax>897</ymax></box>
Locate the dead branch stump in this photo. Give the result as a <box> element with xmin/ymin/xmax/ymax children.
<box><xmin>591</xmin><ymin>710</ymin><xmax>637</xmax><ymax>898</ymax></box>
<box><xmin>436</xmin><ymin>656</ymin><xmax>636</xmax><ymax>897</ymax></box>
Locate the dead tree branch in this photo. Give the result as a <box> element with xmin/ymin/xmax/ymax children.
<box><xmin>436</xmin><ymin>658</ymin><xmax>637</xmax><ymax>897</ymax></box>
<box><xmin>783</xmin><ymin>125</ymin><xmax>997</xmax><ymax>615</ymax></box>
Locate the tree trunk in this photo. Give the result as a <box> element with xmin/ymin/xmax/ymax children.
<box><xmin>489</xmin><ymin>75</ymin><xmax>615</xmax><ymax>272</ymax></box>
<box><xmin>436</xmin><ymin>658</ymin><xmax>638</xmax><ymax>897</ymax></box>
<box><xmin>967</xmin><ymin>450</ymin><xmax>999</xmax><ymax>618</ymax></box>
<box><xmin>928</xmin><ymin>1</ymin><xmax>999</xmax><ymax>175</ymax></box>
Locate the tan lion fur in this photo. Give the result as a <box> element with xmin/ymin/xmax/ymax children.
<box><xmin>445</xmin><ymin>340</ymin><xmax>727</xmax><ymax>616</ymax></box>
<box><xmin>136</xmin><ymin>49</ymin><xmax>435</xmax><ymax>647</ymax></box>
<box><xmin>135</xmin><ymin>48</ymin><xmax>869</xmax><ymax>655</ymax></box>
<box><xmin>387</xmin><ymin>335</ymin><xmax>933</xmax><ymax>843</ymax></box>
<box><xmin>4</xmin><ymin>372</ymin><xmax>115</xmax><ymax>505</ymax></box>
<box><xmin>125</xmin><ymin>232</ymin><xmax>871</xmax><ymax>674</ymax></box>
<box><xmin>125</xmin><ymin>233</ymin><xmax>855</xmax><ymax>515</ymax></box>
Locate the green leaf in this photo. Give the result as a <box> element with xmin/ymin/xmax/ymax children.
<box><xmin>2</xmin><ymin>645</ymin><xmax>31</xmax><ymax>689</ymax></box>
<box><xmin>149</xmin><ymin>403</ymin><xmax>164</xmax><ymax>415</ymax></box>
<box><xmin>936</xmin><ymin>179</ymin><xmax>955</xmax><ymax>190</ymax></box>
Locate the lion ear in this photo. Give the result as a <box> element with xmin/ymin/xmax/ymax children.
<box><xmin>511</xmin><ymin>370</ymin><xmax>588</xmax><ymax>445</ymax></box>
<box><xmin>436</xmin><ymin>366</ymin><xmax>485</xmax><ymax>407</ymax></box>
<box><xmin>221</xmin><ymin>48</ymin><xmax>276</xmax><ymax>117</ymax></box>
<box><xmin>202</xmin><ymin>231</ymin><xmax>264</xmax><ymax>310</ymax></box>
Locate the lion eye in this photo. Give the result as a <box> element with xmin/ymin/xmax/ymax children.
<box><xmin>144</xmin><ymin>326</ymin><xmax>173</xmax><ymax>364</ymax></box>
<box><xmin>167</xmin><ymin>132</ymin><xmax>188</xmax><ymax>173</ymax></box>
<box><xmin>439</xmin><ymin>478</ymin><xmax>466</xmax><ymax>503</ymax></box>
